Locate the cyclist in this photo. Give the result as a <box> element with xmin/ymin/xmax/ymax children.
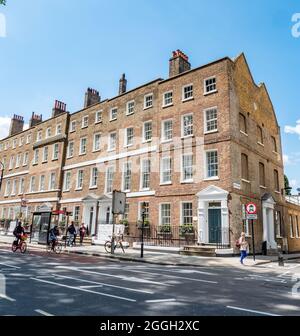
<box><xmin>67</xmin><ymin>222</ymin><xmax>77</xmax><ymax>246</ymax></box>
<box><xmin>49</xmin><ymin>225</ymin><xmax>60</xmax><ymax>251</ymax></box>
<box><xmin>13</xmin><ymin>221</ymin><xmax>25</xmax><ymax>247</ymax></box>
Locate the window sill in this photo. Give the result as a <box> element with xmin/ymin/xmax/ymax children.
<box><xmin>161</xmin><ymin>139</ymin><xmax>173</xmax><ymax>144</ymax></box>
<box><xmin>52</xmin><ymin>158</ymin><xmax>59</xmax><ymax>162</ymax></box>
<box><xmin>63</xmin><ymin>190</ymin><xmax>70</xmax><ymax>193</ymax></box>
<box><xmin>143</xmin><ymin>106</ymin><xmax>153</xmax><ymax>111</ymax></box>
<box><xmin>140</xmin><ymin>188</ymin><xmax>150</xmax><ymax>192</ymax></box>
<box><xmin>142</xmin><ymin>139</ymin><xmax>152</xmax><ymax>144</ymax></box>
<box><xmin>126</xmin><ymin>112</ymin><xmax>134</xmax><ymax>116</ymax></box>
<box><xmin>204</xmin><ymin>177</ymin><xmax>220</xmax><ymax>181</ymax></box>
<box><xmin>41</xmin><ymin>161</ymin><xmax>48</xmax><ymax>164</ymax></box>
<box><xmin>182</xmin><ymin>97</ymin><xmax>194</xmax><ymax>103</ymax></box>
<box><xmin>92</xmin><ymin>149</ymin><xmax>101</xmax><ymax>153</ymax></box>
<box><xmin>89</xmin><ymin>186</ymin><xmax>98</xmax><ymax>190</ymax></box>
<box><xmin>257</xmin><ymin>142</ymin><xmax>265</xmax><ymax>147</ymax></box>
<box><xmin>75</xmin><ymin>188</ymin><xmax>83</xmax><ymax>191</ymax></box>
<box><xmin>95</xmin><ymin>121</ymin><xmax>102</xmax><ymax>125</ymax></box>
<box><xmin>240</xmin><ymin>130</ymin><xmax>248</xmax><ymax>137</ymax></box>
<box><xmin>275</xmin><ymin>191</ymin><xmax>281</xmax><ymax>194</ymax></box>
<box><xmin>107</xmin><ymin>149</ymin><xmax>116</xmax><ymax>153</ymax></box>
<box><xmin>181</xmin><ymin>135</ymin><xmax>194</xmax><ymax>140</ymax></box>
<box><xmin>81</xmin><ymin>126</ymin><xmax>88</xmax><ymax>129</ymax></box>
<box><xmin>162</xmin><ymin>104</ymin><xmax>173</xmax><ymax>109</ymax></box>
<box><xmin>110</xmin><ymin>118</ymin><xmax>117</xmax><ymax>122</ymax></box>
<box><xmin>272</xmin><ymin>151</ymin><xmax>279</xmax><ymax>155</ymax></box>
<box><xmin>79</xmin><ymin>153</ymin><xmax>86</xmax><ymax>157</ymax></box>
<box><xmin>66</xmin><ymin>156</ymin><xmax>73</xmax><ymax>160</ymax></box>
<box><xmin>242</xmin><ymin>179</ymin><xmax>251</xmax><ymax>184</ymax></box>
<box><xmin>276</xmin><ymin>236</ymin><xmax>283</xmax><ymax>239</ymax></box>
<box><xmin>260</xmin><ymin>185</ymin><xmax>267</xmax><ymax>189</ymax></box>
<box><xmin>32</xmin><ymin>163</ymin><xmax>38</xmax><ymax>166</ymax></box>
<box><xmin>160</xmin><ymin>182</ymin><xmax>172</xmax><ymax>186</ymax></box>
<box><xmin>203</xmin><ymin>90</ymin><xmax>218</xmax><ymax>96</ymax></box>
<box><xmin>181</xmin><ymin>180</ymin><xmax>194</xmax><ymax>184</ymax></box>
<box><xmin>122</xmin><ymin>190</ymin><xmax>131</xmax><ymax>193</ymax></box>
<box><xmin>124</xmin><ymin>144</ymin><xmax>133</xmax><ymax>149</ymax></box>
<box><xmin>204</xmin><ymin>130</ymin><xmax>218</xmax><ymax>135</ymax></box>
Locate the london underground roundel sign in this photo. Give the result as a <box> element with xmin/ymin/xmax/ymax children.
<box><xmin>246</xmin><ymin>203</ymin><xmax>257</xmax><ymax>215</ymax></box>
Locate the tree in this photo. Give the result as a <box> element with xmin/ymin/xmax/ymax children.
<box><xmin>284</xmin><ymin>175</ymin><xmax>292</xmax><ymax>195</ymax></box>
<box><xmin>0</xmin><ymin>0</ymin><xmax>6</xmax><ymax>5</ymax></box>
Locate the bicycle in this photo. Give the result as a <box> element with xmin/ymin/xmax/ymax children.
<box><xmin>46</xmin><ymin>239</ymin><xmax>63</xmax><ymax>254</ymax></box>
<box><xmin>104</xmin><ymin>235</ymin><xmax>126</xmax><ymax>254</ymax></box>
<box><xmin>12</xmin><ymin>234</ymin><xmax>27</xmax><ymax>254</ymax></box>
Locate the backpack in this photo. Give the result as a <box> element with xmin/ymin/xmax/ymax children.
<box><xmin>235</xmin><ymin>239</ymin><xmax>241</xmax><ymax>248</ymax></box>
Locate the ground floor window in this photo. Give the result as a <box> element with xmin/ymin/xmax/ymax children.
<box><xmin>160</xmin><ymin>204</ymin><xmax>171</xmax><ymax>226</ymax></box>
<box><xmin>182</xmin><ymin>202</ymin><xmax>193</xmax><ymax>225</ymax></box>
<box><xmin>275</xmin><ymin>211</ymin><xmax>282</xmax><ymax>238</ymax></box>
<box><xmin>74</xmin><ymin>206</ymin><xmax>80</xmax><ymax>224</ymax></box>
<box><xmin>290</xmin><ymin>215</ymin><xmax>294</xmax><ymax>238</ymax></box>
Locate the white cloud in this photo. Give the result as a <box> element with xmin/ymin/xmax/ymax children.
<box><xmin>283</xmin><ymin>154</ymin><xmax>290</xmax><ymax>165</ymax></box>
<box><xmin>284</xmin><ymin>120</ymin><xmax>300</xmax><ymax>137</ymax></box>
<box><xmin>0</xmin><ymin>116</ymin><xmax>11</xmax><ymax>140</ymax></box>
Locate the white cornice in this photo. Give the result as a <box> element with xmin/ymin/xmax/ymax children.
<box><xmin>3</xmin><ymin>171</ymin><xmax>29</xmax><ymax>179</ymax></box>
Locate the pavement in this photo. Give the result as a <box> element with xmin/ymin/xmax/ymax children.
<box><xmin>1</xmin><ymin>234</ymin><xmax>300</xmax><ymax>269</ymax></box>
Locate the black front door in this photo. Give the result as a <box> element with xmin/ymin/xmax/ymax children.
<box><xmin>208</xmin><ymin>208</ymin><xmax>221</xmax><ymax>244</ymax></box>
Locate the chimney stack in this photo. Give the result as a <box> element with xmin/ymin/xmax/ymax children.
<box><xmin>29</xmin><ymin>112</ymin><xmax>43</xmax><ymax>128</ymax></box>
<box><xmin>84</xmin><ymin>88</ymin><xmax>100</xmax><ymax>108</ymax></box>
<box><xmin>9</xmin><ymin>114</ymin><xmax>24</xmax><ymax>136</ymax></box>
<box><xmin>52</xmin><ymin>100</ymin><xmax>67</xmax><ymax>118</ymax></box>
<box><xmin>169</xmin><ymin>50</ymin><xmax>191</xmax><ymax>77</ymax></box>
<box><xmin>119</xmin><ymin>73</ymin><xmax>127</xmax><ymax>95</ymax></box>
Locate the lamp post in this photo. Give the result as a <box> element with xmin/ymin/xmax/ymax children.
<box><xmin>140</xmin><ymin>202</ymin><xmax>146</xmax><ymax>258</ymax></box>
<box><xmin>0</xmin><ymin>161</ymin><xmax>4</xmax><ymax>193</ymax></box>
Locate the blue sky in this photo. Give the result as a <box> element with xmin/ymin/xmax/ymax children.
<box><xmin>0</xmin><ymin>0</ymin><xmax>300</xmax><ymax>191</ymax></box>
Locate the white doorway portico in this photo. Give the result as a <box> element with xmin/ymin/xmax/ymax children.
<box><xmin>197</xmin><ymin>185</ymin><xmax>229</xmax><ymax>245</ymax></box>
<box><xmin>261</xmin><ymin>193</ymin><xmax>277</xmax><ymax>250</ymax></box>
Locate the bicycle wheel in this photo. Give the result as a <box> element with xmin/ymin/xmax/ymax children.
<box><xmin>11</xmin><ymin>242</ymin><xmax>18</xmax><ymax>253</ymax></box>
<box><xmin>104</xmin><ymin>241</ymin><xmax>112</xmax><ymax>253</ymax></box>
<box><xmin>20</xmin><ymin>242</ymin><xmax>27</xmax><ymax>254</ymax></box>
<box><xmin>54</xmin><ymin>243</ymin><xmax>63</xmax><ymax>254</ymax></box>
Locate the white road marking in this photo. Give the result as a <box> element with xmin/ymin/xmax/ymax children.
<box><xmin>31</xmin><ymin>277</ymin><xmax>136</xmax><ymax>302</ymax></box>
<box><xmin>0</xmin><ymin>263</ymin><xmax>20</xmax><ymax>269</ymax></box>
<box><xmin>54</xmin><ymin>274</ymin><xmax>154</xmax><ymax>294</ymax></box>
<box><xmin>121</xmin><ymin>269</ymin><xmax>218</xmax><ymax>284</ymax></box>
<box><xmin>56</xmin><ymin>266</ymin><xmax>171</xmax><ymax>286</ymax></box>
<box><xmin>145</xmin><ymin>299</ymin><xmax>177</xmax><ymax>303</ymax></box>
<box><xmin>79</xmin><ymin>285</ymin><xmax>104</xmax><ymax>289</ymax></box>
<box><xmin>227</xmin><ymin>306</ymin><xmax>281</xmax><ymax>316</ymax></box>
<box><xmin>35</xmin><ymin>309</ymin><xmax>54</xmax><ymax>316</ymax></box>
<box><xmin>130</xmin><ymin>267</ymin><xmax>216</xmax><ymax>276</ymax></box>
<box><xmin>0</xmin><ymin>294</ymin><xmax>16</xmax><ymax>302</ymax></box>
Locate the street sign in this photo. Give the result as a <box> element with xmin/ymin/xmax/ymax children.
<box><xmin>112</xmin><ymin>191</ymin><xmax>126</xmax><ymax>215</ymax></box>
<box><xmin>246</xmin><ymin>214</ymin><xmax>258</xmax><ymax>220</ymax></box>
<box><xmin>246</xmin><ymin>203</ymin><xmax>257</xmax><ymax>215</ymax></box>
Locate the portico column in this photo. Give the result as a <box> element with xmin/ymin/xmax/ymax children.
<box><xmin>198</xmin><ymin>200</ymin><xmax>206</xmax><ymax>244</ymax></box>
<box><xmin>221</xmin><ymin>199</ymin><xmax>229</xmax><ymax>245</ymax></box>
<box><xmin>262</xmin><ymin>205</ymin><xmax>268</xmax><ymax>243</ymax></box>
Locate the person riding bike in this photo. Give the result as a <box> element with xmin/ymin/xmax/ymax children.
<box><xmin>49</xmin><ymin>225</ymin><xmax>60</xmax><ymax>251</ymax></box>
<box><xmin>13</xmin><ymin>221</ymin><xmax>25</xmax><ymax>246</ymax></box>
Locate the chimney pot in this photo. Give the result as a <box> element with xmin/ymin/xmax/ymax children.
<box><xmin>169</xmin><ymin>49</ymin><xmax>191</xmax><ymax>77</ymax></box>
<box><xmin>84</xmin><ymin>87</ymin><xmax>100</xmax><ymax>108</ymax></box>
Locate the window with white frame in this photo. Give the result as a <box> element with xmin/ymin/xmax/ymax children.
<box><xmin>56</xmin><ymin>124</ymin><xmax>62</xmax><ymax>135</ymax></box>
<box><xmin>290</xmin><ymin>215</ymin><xmax>295</xmax><ymax>238</ymax></box>
<box><xmin>74</xmin><ymin>206</ymin><xmax>80</xmax><ymax>223</ymax></box>
<box><xmin>125</xmin><ymin>128</ymin><xmax>134</xmax><ymax>147</ymax></box>
<box><xmin>275</xmin><ymin>211</ymin><xmax>282</xmax><ymax>238</ymax></box>
<box><xmin>182</xmin><ymin>114</ymin><xmax>193</xmax><ymax>137</ymax></box>
<box><xmin>12</xmin><ymin>139</ymin><xmax>17</xmax><ymax>149</ymax></box>
<box><xmin>141</xmin><ymin>159</ymin><xmax>151</xmax><ymax>190</ymax></box>
<box><xmin>67</xmin><ymin>141</ymin><xmax>74</xmax><ymax>158</ymax></box>
<box><xmin>30</xmin><ymin>176</ymin><xmax>36</xmax><ymax>192</ymax></box>
<box><xmin>53</xmin><ymin>144</ymin><xmax>59</xmax><ymax>160</ymax></box>
<box><xmin>182</xmin><ymin>154</ymin><xmax>193</xmax><ymax>182</ymax></box>
<box><xmin>206</xmin><ymin>150</ymin><xmax>218</xmax><ymax>178</ymax></box>
<box><xmin>205</xmin><ymin>108</ymin><xmax>218</xmax><ymax>133</ymax></box>
<box><xmin>70</xmin><ymin>120</ymin><xmax>76</xmax><ymax>132</ymax></box>
<box><xmin>295</xmin><ymin>216</ymin><xmax>299</xmax><ymax>238</ymax></box>
<box><xmin>26</xmin><ymin>133</ymin><xmax>32</xmax><ymax>144</ymax></box>
<box><xmin>46</xmin><ymin>127</ymin><xmax>52</xmax><ymax>138</ymax></box>
<box><xmin>43</xmin><ymin>147</ymin><xmax>49</xmax><ymax>162</ymax></box>
<box><xmin>4</xmin><ymin>180</ymin><xmax>11</xmax><ymax>196</ymax></box>
<box><xmin>161</xmin><ymin>157</ymin><xmax>172</xmax><ymax>184</ymax></box>
<box><xmin>143</xmin><ymin>121</ymin><xmax>152</xmax><ymax>142</ymax></box>
<box><xmin>40</xmin><ymin>175</ymin><xmax>46</xmax><ymax>191</ymax></box>
<box><xmin>139</xmin><ymin>202</ymin><xmax>149</xmax><ymax>221</ymax></box>
<box><xmin>182</xmin><ymin>202</ymin><xmax>193</xmax><ymax>225</ymax></box>
<box><xmin>163</xmin><ymin>91</ymin><xmax>173</xmax><ymax>107</ymax></box>
<box><xmin>204</xmin><ymin>77</ymin><xmax>217</xmax><ymax>94</ymax></box>
<box><xmin>105</xmin><ymin>166</ymin><xmax>114</xmax><ymax>194</ymax></box>
<box><xmin>79</xmin><ymin>138</ymin><xmax>87</xmax><ymax>155</ymax></box>
<box><xmin>93</xmin><ymin>133</ymin><xmax>101</xmax><ymax>152</ymax></box>
<box><xmin>144</xmin><ymin>94</ymin><xmax>153</xmax><ymax>109</ymax></box>
<box><xmin>64</xmin><ymin>172</ymin><xmax>71</xmax><ymax>191</ymax></box>
<box><xmin>11</xmin><ymin>180</ymin><xmax>17</xmax><ymax>195</ymax></box>
<box><xmin>123</xmin><ymin>203</ymin><xmax>129</xmax><ymax>220</ymax></box>
<box><xmin>49</xmin><ymin>172</ymin><xmax>56</xmax><ymax>190</ymax></box>
<box><xmin>162</xmin><ymin>120</ymin><xmax>173</xmax><ymax>141</ymax></box>
<box><xmin>90</xmin><ymin>167</ymin><xmax>98</xmax><ymax>188</ymax></box>
<box><xmin>15</xmin><ymin>154</ymin><xmax>21</xmax><ymax>168</ymax></box>
<box><xmin>108</xmin><ymin>132</ymin><xmax>117</xmax><ymax>151</ymax></box>
<box><xmin>23</xmin><ymin>152</ymin><xmax>29</xmax><ymax>166</ymax></box>
<box><xmin>122</xmin><ymin>162</ymin><xmax>132</xmax><ymax>192</ymax></box>
<box><xmin>19</xmin><ymin>178</ymin><xmax>25</xmax><ymax>195</ymax></box>
<box><xmin>37</xmin><ymin>130</ymin><xmax>42</xmax><ymax>142</ymax></box>
<box><xmin>95</xmin><ymin>110</ymin><xmax>102</xmax><ymax>123</ymax></box>
<box><xmin>76</xmin><ymin>170</ymin><xmax>84</xmax><ymax>190</ymax></box>
<box><xmin>160</xmin><ymin>204</ymin><xmax>171</xmax><ymax>226</ymax></box>
<box><xmin>82</xmin><ymin>116</ymin><xmax>89</xmax><ymax>128</ymax></box>
<box><xmin>126</xmin><ymin>101</ymin><xmax>135</xmax><ymax>115</ymax></box>
<box><xmin>33</xmin><ymin>150</ymin><xmax>39</xmax><ymax>165</ymax></box>
<box><xmin>9</xmin><ymin>156</ymin><xmax>14</xmax><ymax>170</ymax></box>
<box><xmin>182</xmin><ymin>84</ymin><xmax>193</xmax><ymax>101</ymax></box>
<box><xmin>19</xmin><ymin>137</ymin><xmax>24</xmax><ymax>146</ymax></box>
<box><xmin>110</xmin><ymin>108</ymin><xmax>118</xmax><ymax>121</ymax></box>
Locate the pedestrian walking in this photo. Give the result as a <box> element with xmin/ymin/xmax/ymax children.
<box><xmin>79</xmin><ymin>223</ymin><xmax>86</xmax><ymax>246</ymax></box>
<box><xmin>67</xmin><ymin>222</ymin><xmax>77</xmax><ymax>247</ymax></box>
<box><xmin>237</xmin><ymin>232</ymin><xmax>249</xmax><ymax>265</ymax></box>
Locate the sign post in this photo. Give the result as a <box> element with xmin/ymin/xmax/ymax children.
<box><xmin>246</xmin><ymin>203</ymin><xmax>257</xmax><ymax>261</ymax></box>
<box><xmin>111</xmin><ymin>191</ymin><xmax>126</xmax><ymax>254</ymax></box>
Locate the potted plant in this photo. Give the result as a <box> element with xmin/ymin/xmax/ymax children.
<box><xmin>158</xmin><ymin>224</ymin><xmax>171</xmax><ymax>234</ymax></box>
<box><xmin>179</xmin><ymin>224</ymin><xmax>194</xmax><ymax>236</ymax></box>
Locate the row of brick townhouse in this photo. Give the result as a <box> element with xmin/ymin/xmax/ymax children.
<box><xmin>0</xmin><ymin>50</ymin><xmax>300</xmax><ymax>254</ymax></box>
